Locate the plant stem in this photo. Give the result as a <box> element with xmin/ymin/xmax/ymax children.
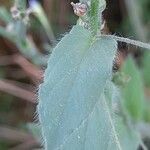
<box><xmin>124</xmin><ymin>0</ymin><xmax>147</xmax><ymax>41</ymax></box>
<box><xmin>90</xmin><ymin>0</ymin><xmax>100</xmax><ymax>35</ymax></box>
<box><xmin>101</xmin><ymin>35</ymin><xmax>150</xmax><ymax>50</ymax></box>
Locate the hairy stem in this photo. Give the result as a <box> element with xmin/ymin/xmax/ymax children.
<box><xmin>101</xmin><ymin>35</ymin><xmax>150</xmax><ymax>50</ymax></box>
<box><xmin>90</xmin><ymin>0</ymin><xmax>100</xmax><ymax>35</ymax></box>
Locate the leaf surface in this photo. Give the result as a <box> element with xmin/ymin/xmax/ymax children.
<box><xmin>142</xmin><ymin>51</ymin><xmax>150</xmax><ymax>87</ymax></box>
<box><xmin>38</xmin><ymin>25</ymin><xmax>119</xmax><ymax>150</ymax></box>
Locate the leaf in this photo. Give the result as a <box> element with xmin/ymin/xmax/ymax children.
<box><xmin>114</xmin><ymin>117</ymin><xmax>140</xmax><ymax>150</ymax></box>
<box><xmin>38</xmin><ymin>25</ymin><xmax>118</xmax><ymax>150</ymax></box>
<box><xmin>104</xmin><ymin>82</ymin><xmax>140</xmax><ymax>150</ymax></box>
<box><xmin>142</xmin><ymin>51</ymin><xmax>150</xmax><ymax>87</ymax></box>
<box><xmin>121</xmin><ymin>56</ymin><xmax>145</xmax><ymax>121</ymax></box>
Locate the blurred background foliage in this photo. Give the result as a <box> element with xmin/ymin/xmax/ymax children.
<box><xmin>0</xmin><ymin>0</ymin><xmax>150</xmax><ymax>149</ymax></box>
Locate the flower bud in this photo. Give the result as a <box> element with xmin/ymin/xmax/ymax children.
<box><xmin>71</xmin><ymin>2</ymin><xmax>88</xmax><ymax>17</ymax></box>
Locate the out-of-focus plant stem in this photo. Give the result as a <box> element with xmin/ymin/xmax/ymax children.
<box><xmin>0</xmin><ymin>79</ymin><xmax>36</xmax><ymax>103</ymax></box>
<box><xmin>0</xmin><ymin>54</ymin><xmax>43</xmax><ymax>81</ymax></box>
<box><xmin>124</xmin><ymin>0</ymin><xmax>148</xmax><ymax>42</ymax></box>
<box><xmin>0</xmin><ymin>26</ymin><xmax>47</xmax><ymax>65</ymax></box>
<box><xmin>31</xmin><ymin>1</ymin><xmax>56</xmax><ymax>43</ymax></box>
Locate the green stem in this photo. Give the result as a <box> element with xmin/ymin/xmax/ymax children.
<box><xmin>101</xmin><ymin>35</ymin><xmax>150</xmax><ymax>50</ymax></box>
<box><xmin>90</xmin><ymin>0</ymin><xmax>101</xmax><ymax>35</ymax></box>
<box><xmin>90</xmin><ymin>0</ymin><xmax>106</xmax><ymax>36</ymax></box>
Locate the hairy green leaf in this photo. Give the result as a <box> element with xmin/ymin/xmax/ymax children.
<box><xmin>38</xmin><ymin>25</ymin><xmax>119</xmax><ymax>150</ymax></box>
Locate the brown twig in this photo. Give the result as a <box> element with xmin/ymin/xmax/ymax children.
<box><xmin>59</xmin><ymin>0</ymin><xmax>68</xmax><ymax>28</ymax></box>
<box><xmin>6</xmin><ymin>69</ymin><xmax>28</xmax><ymax>79</ymax></box>
<box><xmin>2</xmin><ymin>79</ymin><xmax>34</xmax><ymax>91</ymax></box>
<box><xmin>12</xmin><ymin>54</ymin><xmax>43</xmax><ymax>81</ymax></box>
<box><xmin>0</xmin><ymin>126</ymin><xmax>33</xmax><ymax>142</ymax></box>
<box><xmin>0</xmin><ymin>54</ymin><xmax>43</xmax><ymax>81</ymax></box>
<box><xmin>0</xmin><ymin>79</ymin><xmax>36</xmax><ymax>103</ymax></box>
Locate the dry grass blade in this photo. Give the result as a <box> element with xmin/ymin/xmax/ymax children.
<box><xmin>0</xmin><ymin>54</ymin><xmax>43</xmax><ymax>81</ymax></box>
<box><xmin>0</xmin><ymin>79</ymin><xmax>36</xmax><ymax>103</ymax></box>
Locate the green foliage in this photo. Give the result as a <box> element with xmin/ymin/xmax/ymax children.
<box><xmin>0</xmin><ymin>0</ymin><xmax>150</xmax><ymax>149</ymax></box>
<box><xmin>114</xmin><ymin>117</ymin><xmax>140</xmax><ymax>150</ymax></box>
<box><xmin>104</xmin><ymin>82</ymin><xmax>140</xmax><ymax>150</ymax></box>
<box><xmin>0</xmin><ymin>1</ymin><xmax>48</xmax><ymax>65</ymax></box>
<box><xmin>121</xmin><ymin>56</ymin><xmax>145</xmax><ymax>121</ymax></box>
<box><xmin>37</xmin><ymin>0</ymin><xmax>150</xmax><ymax>149</ymax></box>
<box><xmin>79</xmin><ymin>0</ymin><xmax>106</xmax><ymax>35</ymax></box>
<box><xmin>38</xmin><ymin>24</ymin><xmax>127</xmax><ymax>149</ymax></box>
<box><xmin>142</xmin><ymin>51</ymin><xmax>150</xmax><ymax>87</ymax></box>
<box><xmin>143</xmin><ymin>100</ymin><xmax>150</xmax><ymax>122</ymax></box>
